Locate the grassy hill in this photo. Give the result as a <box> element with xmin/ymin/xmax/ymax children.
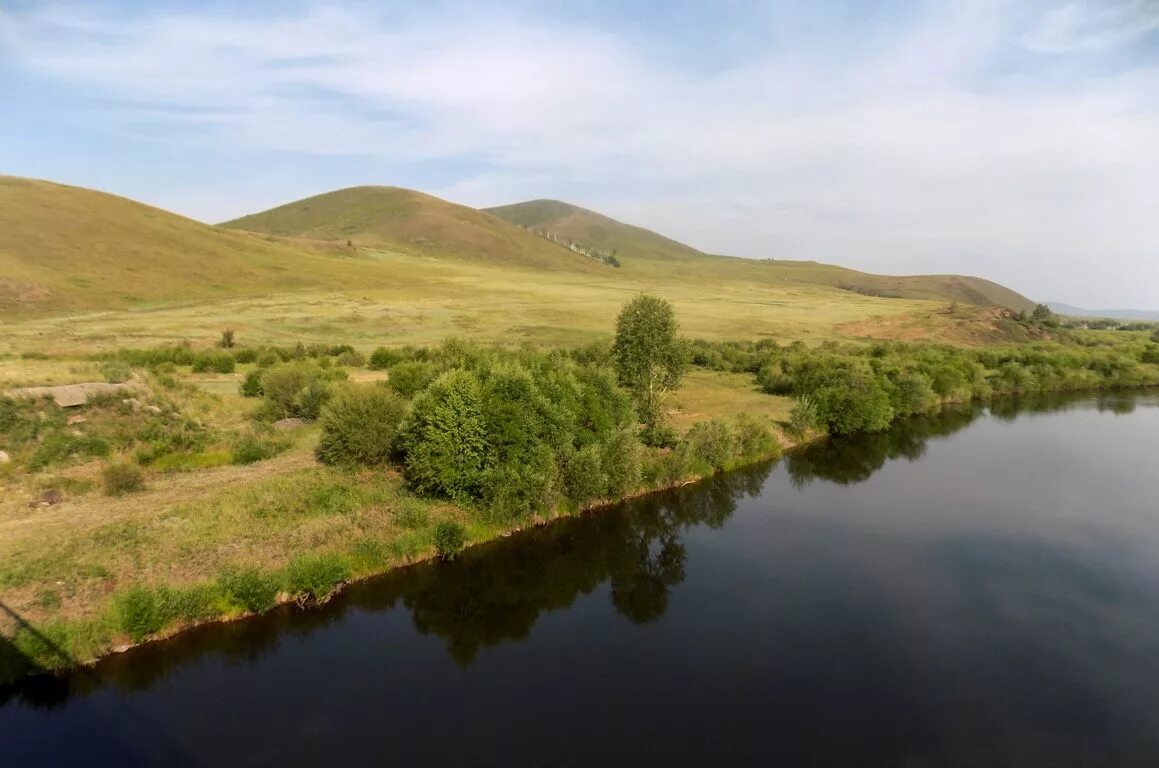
<box><xmin>0</xmin><ymin>175</ymin><xmax>386</xmax><ymax>315</ymax></box>
<box><xmin>486</xmin><ymin>199</ymin><xmax>1036</xmax><ymax>312</ymax></box>
<box><xmin>485</xmin><ymin>199</ymin><xmax>706</xmax><ymax>263</ymax></box>
<box><xmin>222</xmin><ymin>187</ymin><xmax>600</xmax><ymax>272</ymax></box>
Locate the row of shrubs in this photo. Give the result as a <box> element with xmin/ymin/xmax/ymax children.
<box><xmin>310</xmin><ymin>342</ymin><xmax>783</xmax><ymax>520</ymax></box>
<box><xmin>744</xmin><ymin>338</ymin><xmax>1159</xmax><ymax>435</ymax></box>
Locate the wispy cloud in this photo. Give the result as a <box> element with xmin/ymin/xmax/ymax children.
<box><xmin>1</xmin><ymin>1</ymin><xmax>1157</xmax><ymax>306</ymax></box>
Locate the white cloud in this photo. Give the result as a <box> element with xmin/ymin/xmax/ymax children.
<box><xmin>2</xmin><ymin>1</ymin><xmax>1158</xmax><ymax>306</ymax></box>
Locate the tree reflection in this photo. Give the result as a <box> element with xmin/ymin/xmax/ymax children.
<box><xmin>786</xmin><ymin>403</ymin><xmax>985</xmax><ymax>488</ymax></box>
<box><xmin>379</xmin><ymin>463</ymin><xmax>772</xmax><ymax>664</ymax></box>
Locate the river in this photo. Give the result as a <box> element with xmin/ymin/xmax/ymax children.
<box><xmin>3</xmin><ymin>393</ymin><xmax>1159</xmax><ymax>766</ymax></box>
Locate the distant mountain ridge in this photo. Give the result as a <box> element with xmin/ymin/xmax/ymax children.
<box><xmin>1047</xmin><ymin>302</ymin><xmax>1159</xmax><ymax>322</ymax></box>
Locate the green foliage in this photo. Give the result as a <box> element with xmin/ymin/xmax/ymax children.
<box><xmin>400</xmin><ymin>368</ymin><xmax>489</xmax><ymax>501</ymax></box>
<box><xmin>613</xmin><ymin>295</ymin><xmax>688</xmax><ymax>429</ymax></box>
<box><xmin>102</xmin><ymin>461</ymin><xmax>144</xmax><ymax>496</ymax></box>
<box><xmin>258</xmin><ymin>362</ymin><xmax>331</xmax><ymax>420</ymax></box>
<box><xmin>232</xmin><ymin>347</ymin><xmax>258</xmax><ymax>364</ymax></box>
<box><xmin>316</xmin><ymin>385</ymin><xmax>407</xmax><ymax>465</ymax></box>
<box><xmin>433</xmin><ymin>521</ymin><xmax>467</xmax><ymax>559</ymax></box>
<box><xmin>789</xmin><ymin>394</ymin><xmax>820</xmax><ymax>436</ymax></box>
<box><xmin>388</xmin><ymin>361</ymin><xmax>438</xmax><ymax>398</ymax></box>
<box><xmin>191</xmin><ymin>350</ymin><xmax>236</xmax><ymax>374</ymax></box>
<box><xmin>218</xmin><ymin>567</ymin><xmax>281</xmax><ymax>613</ymax></box>
<box><xmin>239</xmin><ymin>370</ymin><xmax>264</xmax><ymax>397</ymax></box>
<box><xmin>734</xmin><ymin>414</ymin><xmax>781</xmax><ymax>460</ymax></box>
<box><xmin>99</xmin><ymin>360</ymin><xmax>132</xmax><ymax>383</ymax></box>
<box><xmin>230</xmin><ymin>434</ymin><xmax>288</xmax><ymax>465</ymax></box>
<box><xmin>685</xmin><ymin>420</ymin><xmax>736</xmax><ymax>471</ymax></box>
<box><xmin>285</xmin><ymin>553</ymin><xmax>350</xmax><ymax>599</ymax></box>
<box><xmin>368</xmin><ymin>346</ymin><xmax>401</xmax><ymax>370</ymax></box>
<box><xmin>113</xmin><ymin>586</ymin><xmax>164</xmax><ymax>642</ymax></box>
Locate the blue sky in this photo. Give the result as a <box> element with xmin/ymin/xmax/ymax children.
<box><xmin>1</xmin><ymin>0</ymin><xmax>1157</xmax><ymax>307</ymax></box>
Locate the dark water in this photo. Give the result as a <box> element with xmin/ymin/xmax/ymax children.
<box><xmin>3</xmin><ymin>393</ymin><xmax>1159</xmax><ymax>767</ymax></box>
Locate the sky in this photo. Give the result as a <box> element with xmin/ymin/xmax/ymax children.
<box><xmin>1</xmin><ymin>0</ymin><xmax>1157</xmax><ymax>308</ymax></box>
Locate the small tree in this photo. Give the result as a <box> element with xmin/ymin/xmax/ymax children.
<box><xmin>612</xmin><ymin>295</ymin><xmax>687</xmax><ymax>434</ymax></box>
<box><xmin>1031</xmin><ymin>304</ymin><xmax>1054</xmax><ymax>324</ymax></box>
<box><xmin>219</xmin><ymin>329</ymin><xmax>235</xmax><ymax>349</ymax></box>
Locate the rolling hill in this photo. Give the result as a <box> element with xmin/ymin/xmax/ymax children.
<box><xmin>485</xmin><ymin>199</ymin><xmax>706</xmax><ymax>263</ymax></box>
<box><xmin>486</xmin><ymin>199</ymin><xmax>1036</xmax><ymax>312</ymax></box>
<box><xmin>1047</xmin><ymin>302</ymin><xmax>1159</xmax><ymax>322</ymax></box>
<box><xmin>0</xmin><ymin>175</ymin><xmax>383</xmax><ymax>315</ymax></box>
<box><xmin>222</xmin><ymin>186</ymin><xmax>600</xmax><ymax>272</ymax></box>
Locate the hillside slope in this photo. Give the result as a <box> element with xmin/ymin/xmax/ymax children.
<box><xmin>0</xmin><ymin>175</ymin><xmax>386</xmax><ymax>315</ymax></box>
<box><xmin>485</xmin><ymin>199</ymin><xmax>706</xmax><ymax>263</ymax></box>
<box><xmin>223</xmin><ymin>187</ymin><xmax>600</xmax><ymax>272</ymax></box>
<box><xmin>487</xmin><ymin>198</ymin><xmax>1036</xmax><ymax>311</ymax></box>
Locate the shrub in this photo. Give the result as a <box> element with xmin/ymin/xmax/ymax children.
<box><xmin>99</xmin><ymin>360</ymin><xmax>132</xmax><ymax>384</ymax></box>
<box><xmin>789</xmin><ymin>394</ymin><xmax>820</xmax><ymax>436</ymax></box>
<box><xmin>735</xmin><ymin>414</ymin><xmax>780</xmax><ymax>460</ymax></box>
<box><xmin>336</xmin><ymin>349</ymin><xmax>365</xmax><ymax>367</ymax></box>
<box><xmin>291</xmin><ymin>378</ymin><xmax>332</xmax><ymax>421</ymax></box>
<box><xmin>256</xmin><ymin>351</ymin><xmax>279</xmax><ymax>368</ymax></box>
<box><xmin>601</xmin><ymin>428</ymin><xmax>642</xmax><ymax>496</ymax></box>
<box><xmin>685</xmin><ymin>421</ymin><xmax>736</xmax><ymax>471</ymax></box>
<box><xmin>315</xmin><ymin>385</ymin><xmax>407</xmax><ymax>465</ymax></box>
<box><xmin>218</xmin><ymin>567</ymin><xmax>281</xmax><ymax>613</ymax></box>
<box><xmin>259</xmin><ymin>362</ymin><xmax>327</xmax><ymax>420</ymax></box>
<box><xmin>563</xmin><ymin>443</ymin><xmax>607</xmax><ymax>506</ymax></box>
<box><xmin>232</xmin><ymin>347</ymin><xmax>258</xmax><ymax>364</ymax></box>
<box><xmin>113</xmin><ymin>586</ymin><xmax>164</xmax><ymax>642</ymax></box>
<box><xmin>433</xmin><ymin>521</ymin><xmax>467</xmax><ymax>559</ymax></box>
<box><xmin>399</xmin><ymin>369</ymin><xmax>490</xmax><ymax>501</ymax></box>
<box><xmin>191</xmin><ymin>351</ymin><xmax>236</xmax><ymax>374</ymax></box>
<box><xmin>230</xmin><ymin>435</ymin><xmax>287</xmax><ymax>465</ymax></box>
<box><xmin>368</xmin><ymin>347</ymin><xmax>400</xmax><ymax>370</ymax></box>
<box><xmin>239</xmin><ymin>370</ymin><xmax>264</xmax><ymax>397</ymax></box>
<box><xmin>285</xmin><ymin>553</ymin><xmax>350</xmax><ymax>599</ymax></box>
<box><xmin>219</xmin><ymin>329</ymin><xmax>235</xmax><ymax>349</ymax></box>
<box><xmin>387</xmin><ymin>361</ymin><xmax>438</xmax><ymax>398</ymax></box>
<box><xmin>102</xmin><ymin>462</ymin><xmax>144</xmax><ymax>496</ymax></box>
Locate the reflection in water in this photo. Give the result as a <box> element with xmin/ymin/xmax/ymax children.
<box><xmin>4</xmin><ymin>392</ymin><xmax>1159</xmax><ymax>766</ymax></box>
<box><xmin>1</xmin><ymin>463</ymin><xmax>774</xmax><ymax>707</ymax></box>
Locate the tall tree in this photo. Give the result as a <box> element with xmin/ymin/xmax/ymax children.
<box><xmin>612</xmin><ymin>295</ymin><xmax>687</xmax><ymax>435</ymax></box>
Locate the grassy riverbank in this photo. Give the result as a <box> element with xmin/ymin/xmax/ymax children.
<box><xmin>3</xmin><ymin>319</ymin><xmax>1159</xmax><ymax>684</ymax></box>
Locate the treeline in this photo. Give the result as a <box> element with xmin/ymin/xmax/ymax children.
<box><xmin>689</xmin><ymin>333</ymin><xmax>1159</xmax><ymax>435</ymax></box>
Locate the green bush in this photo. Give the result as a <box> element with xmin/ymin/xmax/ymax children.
<box><xmin>218</xmin><ymin>567</ymin><xmax>281</xmax><ymax>613</ymax></box>
<box><xmin>230</xmin><ymin>435</ymin><xmax>287</xmax><ymax>465</ymax></box>
<box><xmin>336</xmin><ymin>349</ymin><xmax>366</xmax><ymax>367</ymax></box>
<box><xmin>232</xmin><ymin>347</ymin><xmax>258</xmax><ymax>364</ymax></box>
<box><xmin>99</xmin><ymin>360</ymin><xmax>132</xmax><ymax>384</ymax></box>
<box><xmin>256</xmin><ymin>351</ymin><xmax>279</xmax><ymax>368</ymax></box>
<box><xmin>563</xmin><ymin>443</ymin><xmax>607</xmax><ymax>506</ymax></box>
<box><xmin>735</xmin><ymin>414</ymin><xmax>781</xmax><ymax>460</ymax></box>
<box><xmin>219</xmin><ymin>329</ymin><xmax>235</xmax><ymax>349</ymax></box>
<box><xmin>259</xmin><ymin>362</ymin><xmax>329</xmax><ymax>420</ymax></box>
<box><xmin>388</xmin><ymin>361</ymin><xmax>438</xmax><ymax>398</ymax></box>
<box><xmin>291</xmin><ymin>378</ymin><xmax>332</xmax><ymax>420</ymax></box>
<box><xmin>368</xmin><ymin>347</ymin><xmax>400</xmax><ymax>370</ymax></box>
<box><xmin>191</xmin><ymin>351</ymin><xmax>236</xmax><ymax>374</ymax></box>
<box><xmin>285</xmin><ymin>553</ymin><xmax>350</xmax><ymax>599</ymax></box>
<box><xmin>400</xmin><ymin>369</ymin><xmax>490</xmax><ymax>501</ymax></box>
<box><xmin>113</xmin><ymin>586</ymin><xmax>165</xmax><ymax>642</ymax></box>
<box><xmin>685</xmin><ymin>420</ymin><xmax>736</xmax><ymax>471</ymax></box>
<box><xmin>239</xmin><ymin>370</ymin><xmax>264</xmax><ymax>397</ymax></box>
<box><xmin>789</xmin><ymin>394</ymin><xmax>820</xmax><ymax>436</ymax></box>
<box><xmin>433</xmin><ymin>521</ymin><xmax>467</xmax><ymax>559</ymax></box>
<box><xmin>315</xmin><ymin>385</ymin><xmax>407</xmax><ymax>465</ymax></box>
<box><xmin>102</xmin><ymin>462</ymin><xmax>144</xmax><ymax>496</ymax></box>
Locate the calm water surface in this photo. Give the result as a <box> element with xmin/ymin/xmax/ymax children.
<box><xmin>3</xmin><ymin>393</ymin><xmax>1159</xmax><ymax>766</ymax></box>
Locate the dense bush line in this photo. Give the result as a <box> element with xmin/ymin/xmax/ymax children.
<box><xmin>687</xmin><ymin>335</ymin><xmax>1159</xmax><ymax>436</ymax></box>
